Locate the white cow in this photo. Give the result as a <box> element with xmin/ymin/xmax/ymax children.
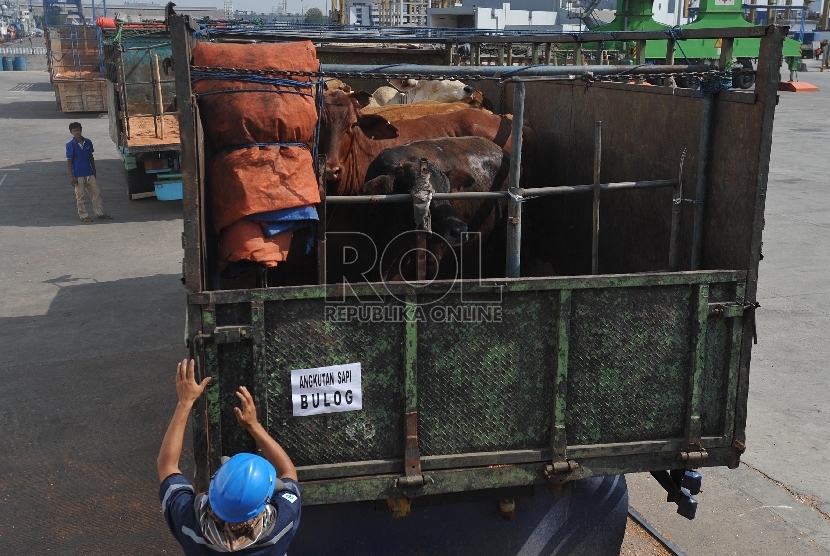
<box><xmin>369</xmin><ymin>79</ymin><xmax>476</xmax><ymax>107</ymax></box>
<box><xmin>386</xmin><ymin>78</ymin><xmax>475</xmax><ymax>104</ymax></box>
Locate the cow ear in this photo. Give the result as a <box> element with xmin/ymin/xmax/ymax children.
<box><xmin>351</xmin><ymin>90</ymin><xmax>374</xmax><ymax>108</ymax></box>
<box><xmin>356</xmin><ymin>115</ymin><xmax>399</xmax><ymax>140</ymax></box>
<box><xmin>361</xmin><ymin>175</ymin><xmax>395</xmax><ymax>195</ymax></box>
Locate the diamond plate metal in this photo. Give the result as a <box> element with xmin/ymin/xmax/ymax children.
<box><xmin>263</xmin><ymin>299</ymin><xmax>405</xmax><ymax>466</ymax></box>
<box><xmin>417</xmin><ymin>292</ymin><xmax>556</xmax><ymax>455</ymax></box>
<box><xmin>566</xmin><ymin>286</ymin><xmax>691</xmax><ymax>445</ymax></box>
<box><xmin>700</xmin><ymin>317</ymin><xmax>730</xmax><ymax>436</ymax></box>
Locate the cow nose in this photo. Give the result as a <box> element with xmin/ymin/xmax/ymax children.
<box><xmin>463</xmin><ymin>86</ymin><xmax>473</xmax><ymax>94</ymax></box>
<box><xmin>326</xmin><ymin>165</ymin><xmax>341</xmax><ymax>180</ymax></box>
<box><xmin>444</xmin><ymin>220</ymin><xmax>468</xmax><ymax>247</ymax></box>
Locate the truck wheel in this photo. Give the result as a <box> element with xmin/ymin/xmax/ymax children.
<box><xmin>125</xmin><ymin>167</ymin><xmax>156</xmax><ymax>200</ymax></box>
<box><xmin>732</xmin><ymin>59</ymin><xmax>755</xmax><ymax>90</ymax></box>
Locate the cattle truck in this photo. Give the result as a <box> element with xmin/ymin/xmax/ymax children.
<box><xmin>171</xmin><ymin>16</ymin><xmax>783</xmax><ymax>554</ymax></box>
<box><xmin>102</xmin><ymin>25</ymin><xmax>182</xmax><ymax>201</ymax></box>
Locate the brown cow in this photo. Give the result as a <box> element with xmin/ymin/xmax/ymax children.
<box><xmin>320</xmin><ymin>90</ymin><xmax>535</xmax><ymax>196</ymax></box>
<box><xmin>360</xmin><ymin>137</ymin><xmax>510</xmax><ymax>281</ymax></box>
<box><xmin>361</xmin><ymin>99</ymin><xmax>492</xmax><ymax>122</ymax></box>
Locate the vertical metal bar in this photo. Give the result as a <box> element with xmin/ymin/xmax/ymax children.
<box><xmin>117</xmin><ymin>55</ymin><xmax>131</xmax><ymax>140</ymax></box>
<box><xmin>152</xmin><ymin>53</ymin><xmax>165</xmax><ymax>139</ymax></box>
<box><xmin>188</xmin><ymin>306</ymin><xmax>208</xmax><ymax>491</ymax></box>
<box><xmin>316</xmin><ymin>155</ymin><xmax>327</xmax><ymax>285</ymax></box>
<box><xmin>473</xmin><ymin>42</ymin><xmax>481</xmax><ymax>66</ymax></box>
<box><xmin>552</xmin><ymin>289</ymin><xmax>571</xmax><ymax>462</ymax></box>
<box><xmin>666</xmin><ymin>38</ymin><xmax>676</xmax><ymax>65</ymax></box>
<box><xmin>171</xmin><ymin>15</ymin><xmax>203</xmax><ymax>294</ymax></box>
<box><xmin>506</xmin><ymin>81</ymin><xmax>525</xmax><ymax>278</ymax></box>
<box><xmin>722</xmin><ymin>280</ymin><xmax>746</xmax><ymax>440</ymax></box>
<box><xmin>506</xmin><ymin>43</ymin><xmax>513</xmax><ymax>66</ymax></box>
<box><xmin>574</xmin><ymin>42</ymin><xmax>583</xmax><ymax>66</ymax></box>
<box><xmin>718</xmin><ymin>37</ymin><xmax>735</xmax><ymax>71</ymax></box>
<box><xmin>669</xmin><ymin>149</ymin><xmax>686</xmax><ymax>271</ymax></box>
<box><xmin>685</xmin><ymin>283</ymin><xmax>709</xmax><ymax>447</ymax></box>
<box><xmin>531</xmin><ymin>43</ymin><xmax>539</xmax><ymax>65</ymax></box>
<box><xmin>202</xmin><ymin>305</ymin><xmax>223</xmax><ymax>476</ymax></box>
<box><xmin>498</xmin><ymin>44</ymin><xmax>505</xmax><ymax>66</ymax></box>
<box><xmin>250</xmin><ymin>300</ymin><xmax>267</xmax><ymax>450</ymax></box>
<box><xmin>591</xmin><ymin>121</ymin><xmax>601</xmax><ymax>275</ymax></box>
<box><xmin>403</xmin><ymin>296</ymin><xmax>421</xmax><ymax>477</ymax></box>
<box><xmin>545</xmin><ymin>42</ymin><xmax>552</xmax><ymax>65</ymax></box>
<box><xmin>690</xmin><ymin>96</ymin><xmax>713</xmax><ymax>271</ymax></box>
<box><xmin>734</xmin><ymin>27</ymin><xmax>785</xmax><ymax>460</ymax></box>
<box><xmin>635</xmin><ymin>40</ymin><xmax>646</xmax><ymax>83</ymax></box>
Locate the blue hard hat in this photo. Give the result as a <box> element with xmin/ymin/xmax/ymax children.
<box><xmin>208</xmin><ymin>453</ymin><xmax>277</xmax><ymax>523</ymax></box>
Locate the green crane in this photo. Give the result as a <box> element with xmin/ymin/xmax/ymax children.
<box><xmin>591</xmin><ymin>0</ymin><xmax>802</xmax><ymax>71</ymax></box>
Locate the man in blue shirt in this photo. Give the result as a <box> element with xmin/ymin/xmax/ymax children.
<box><xmin>158</xmin><ymin>359</ymin><xmax>302</xmax><ymax>554</ymax></box>
<box><xmin>65</xmin><ymin>122</ymin><xmax>111</xmax><ymax>222</ymax></box>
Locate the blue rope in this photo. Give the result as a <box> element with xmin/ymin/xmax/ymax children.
<box><xmin>195</xmin><ymin>88</ymin><xmax>313</xmax><ymax>98</ymax></box>
<box><xmin>191</xmin><ymin>70</ymin><xmax>312</xmax><ymax>89</ymax></box>
<box><xmin>665</xmin><ymin>25</ymin><xmax>692</xmax><ymax>66</ymax></box>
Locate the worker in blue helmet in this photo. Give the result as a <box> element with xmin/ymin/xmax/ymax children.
<box><xmin>158</xmin><ymin>359</ymin><xmax>301</xmax><ymax>554</ymax></box>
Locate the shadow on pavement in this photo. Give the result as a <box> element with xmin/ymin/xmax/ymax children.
<box><xmin>0</xmin><ymin>274</ymin><xmax>188</xmax><ymax>553</ymax></box>
<box><xmin>0</xmin><ymin>159</ymin><xmax>183</xmax><ymax>226</ymax></box>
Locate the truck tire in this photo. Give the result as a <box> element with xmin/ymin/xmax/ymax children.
<box><xmin>125</xmin><ymin>167</ymin><xmax>156</xmax><ymax>200</ymax></box>
<box><xmin>732</xmin><ymin>59</ymin><xmax>755</xmax><ymax>90</ymax></box>
<box><xmin>289</xmin><ymin>474</ymin><xmax>629</xmax><ymax>556</ymax></box>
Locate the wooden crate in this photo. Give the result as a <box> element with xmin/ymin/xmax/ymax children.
<box><xmin>54</xmin><ymin>80</ymin><xmax>108</xmax><ymax>113</ymax></box>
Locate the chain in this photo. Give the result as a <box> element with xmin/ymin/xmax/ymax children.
<box><xmin>190</xmin><ymin>65</ymin><xmax>754</xmax><ymax>84</ymax></box>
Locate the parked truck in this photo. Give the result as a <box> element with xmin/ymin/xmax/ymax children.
<box><xmin>102</xmin><ymin>24</ymin><xmax>182</xmax><ymax>200</ymax></box>
<box><xmin>45</xmin><ymin>24</ymin><xmax>109</xmax><ymax>113</ymax></box>
<box><xmin>171</xmin><ymin>16</ymin><xmax>783</xmax><ymax>554</ymax></box>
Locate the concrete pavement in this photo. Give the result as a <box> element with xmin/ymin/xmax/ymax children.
<box><xmin>628</xmin><ymin>58</ymin><xmax>830</xmax><ymax>554</ymax></box>
<box><xmin>0</xmin><ymin>71</ymin><xmax>186</xmax><ymax>553</ymax></box>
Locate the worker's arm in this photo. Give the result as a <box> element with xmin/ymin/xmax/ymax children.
<box><xmin>234</xmin><ymin>386</ymin><xmax>299</xmax><ymax>482</ymax></box>
<box><xmin>66</xmin><ymin>159</ymin><xmax>76</xmax><ymax>186</ymax></box>
<box><xmin>89</xmin><ymin>152</ymin><xmax>96</xmax><ymax>177</ymax></box>
<box><xmin>157</xmin><ymin>359</ymin><xmax>212</xmax><ymax>483</ymax></box>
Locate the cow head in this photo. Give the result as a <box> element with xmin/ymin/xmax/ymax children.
<box><xmin>388</xmin><ymin>78</ymin><xmax>418</xmax><ymax>92</ymax></box>
<box><xmin>320</xmin><ymin>90</ymin><xmax>399</xmax><ymax>184</ymax></box>
<box><xmin>324</xmin><ymin>78</ymin><xmax>353</xmax><ymax>94</ymax></box>
<box><xmin>360</xmin><ymin>165</ymin><xmax>468</xmax><ymax>248</ymax></box>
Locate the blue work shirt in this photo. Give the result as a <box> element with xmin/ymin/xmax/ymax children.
<box><xmin>65</xmin><ymin>137</ymin><xmax>95</xmax><ymax>177</ymax></box>
<box><xmin>159</xmin><ymin>473</ymin><xmax>302</xmax><ymax>555</ymax></box>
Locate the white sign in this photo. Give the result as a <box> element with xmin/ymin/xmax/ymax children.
<box><xmin>291</xmin><ymin>362</ymin><xmax>362</xmax><ymax>417</ymax></box>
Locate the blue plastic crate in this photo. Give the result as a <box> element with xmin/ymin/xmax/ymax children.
<box><xmin>154</xmin><ymin>181</ymin><xmax>183</xmax><ymax>201</ymax></box>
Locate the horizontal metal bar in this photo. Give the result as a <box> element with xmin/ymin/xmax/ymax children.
<box><xmin>298</xmin><ymin>459</ymin><xmax>403</xmax><ymax>481</ymax></box>
<box><xmin>527</xmin><ymin>179</ymin><xmax>677</xmax><ymax>197</ymax></box>
<box><xmin>320</xmin><ymin>63</ymin><xmax>712</xmax><ymax>79</ymax></box>
<box><xmin>190</xmin><ymin>270</ymin><xmax>746</xmax><ymax>304</ymax></box>
<box><xmin>455</xmin><ymin>26</ymin><xmax>772</xmax><ymax>43</ymax></box>
<box><xmin>567</xmin><ymin>436</ymin><xmax>730</xmax><ymax>459</ymax></box>
<box><xmin>299</xmin><ymin>446</ymin><xmax>741</xmax><ymax>505</ymax></box>
<box><xmin>325</xmin><ymin>179</ymin><xmax>677</xmax><ymax>204</ymax></box>
<box><xmin>299</xmin><ymin>441</ymin><xmax>732</xmax><ymax>482</ymax></box>
<box><xmin>202</xmin><ymin>25</ymin><xmax>773</xmax><ymax>45</ymax></box>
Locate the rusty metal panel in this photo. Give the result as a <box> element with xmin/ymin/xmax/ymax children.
<box><xmin>263</xmin><ymin>298</ymin><xmax>406</xmax><ymax>466</ymax></box>
<box><xmin>196</xmin><ymin>272</ymin><xmax>746</xmax><ymax>503</ymax></box>
<box><xmin>416</xmin><ymin>292</ymin><xmax>556</xmax><ymax>456</ymax></box>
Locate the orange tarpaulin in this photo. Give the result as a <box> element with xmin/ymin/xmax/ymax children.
<box><xmin>191</xmin><ymin>41</ymin><xmax>321</xmax><ymax>268</ymax></box>
<box><xmin>218</xmin><ymin>220</ymin><xmax>293</xmax><ymax>267</ymax></box>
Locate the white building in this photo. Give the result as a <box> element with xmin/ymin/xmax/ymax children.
<box><xmin>347</xmin><ymin>0</ymin><xmax>379</xmax><ymax>25</ymax></box>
